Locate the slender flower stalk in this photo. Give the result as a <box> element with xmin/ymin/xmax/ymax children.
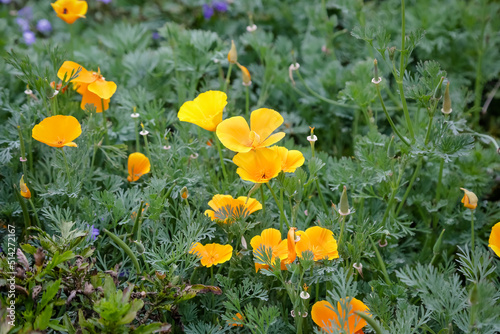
<box><xmin>259</xmin><ymin>185</ymin><xmax>266</xmax><ymax>215</ymax></box>
<box><xmin>140</xmin><ymin>123</ymin><xmax>154</xmax><ymax>177</ymax></box>
<box><xmin>214</xmin><ymin>133</ymin><xmax>229</xmax><ymax>185</ymax></box>
<box><xmin>470</xmin><ymin>213</ymin><xmax>475</xmax><ymax>253</ymax></box>
<box><xmin>101</xmin><ymin>98</ymin><xmax>109</xmax><ymax>145</ymax></box>
<box><xmin>266</xmin><ymin>182</ymin><xmax>290</xmax><ymax>229</ymax></box>
<box><xmin>17</xmin><ymin>126</ymin><xmax>28</xmax><ymax>177</ymax></box>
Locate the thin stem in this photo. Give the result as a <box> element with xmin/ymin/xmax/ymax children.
<box><xmin>471</xmin><ymin>213</ymin><xmax>475</xmax><ymax>253</ymax></box>
<box><xmin>101</xmin><ymin>99</ymin><xmax>109</xmax><ymax>145</ymax></box>
<box><xmin>17</xmin><ymin>126</ymin><xmax>29</xmax><ymax>177</ymax></box>
<box><xmin>135</xmin><ymin>118</ymin><xmax>140</xmax><ymax>153</ymax></box>
<box><xmin>315</xmin><ymin>179</ymin><xmax>329</xmax><ymax>215</ymax></box>
<box><xmin>375</xmin><ymin>84</ymin><xmax>411</xmax><ymax>146</ymax></box>
<box><xmin>432</xmin><ymin>159</ymin><xmax>445</xmax><ymax>230</ymax></box>
<box><xmin>223</xmin><ymin>63</ymin><xmax>233</xmax><ymax>93</ymax></box>
<box><xmin>338</xmin><ymin>215</ymin><xmax>347</xmax><ymax>248</ymax></box>
<box><xmin>266</xmin><ymin>182</ymin><xmax>290</xmax><ymax>229</ymax></box>
<box><xmin>369</xmin><ymin>235</ymin><xmax>391</xmax><ymax>285</ymax></box>
<box><xmin>60</xmin><ymin>148</ymin><xmax>71</xmax><ymax>186</ymax></box>
<box><xmin>245</xmin><ymin>85</ymin><xmax>250</xmax><ymax>119</ymax></box>
<box><xmin>143</xmin><ymin>133</ymin><xmax>154</xmax><ymax>177</ymax></box>
<box><xmin>424</xmin><ymin>113</ymin><xmax>435</xmax><ymax>146</ymax></box>
<box><xmin>28</xmin><ymin>199</ymin><xmax>41</xmax><ymax>227</ymax></box>
<box><xmin>396</xmin><ymin>158</ymin><xmax>422</xmax><ymax>216</ymax></box>
<box><xmin>214</xmin><ymin>133</ymin><xmax>229</xmax><ymax>186</ymax></box>
<box><xmin>260</xmin><ymin>185</ymin><xmax>266</xmax><ymax>216</ymax></box>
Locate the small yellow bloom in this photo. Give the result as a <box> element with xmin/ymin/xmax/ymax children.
<box><xmin>237</xmin><ymin>63</ymin><xmax>251</xmax><ymax>85</ymax></box>
<box><xmin>57</xmin><ymin>61</ymin><xmax>117</xmax><ymax>113</ymax></box>
<box><xmin>295</xmin><ymin>226</ymin><xmax>339</xmax><ymax>261</ymax></box>
<box><xmin>20</xmin><ymin>175</ymin><xmax>31</xmax><ymax>199</ymax></box>
<box><xmin>311</xmin><ymin>298</ymin><xmax>370</xmax><ymax>334</ymax></box>
<box><xmin>270</xmin><ymin>146</ymin><xmax>305</xmax><ymax>173</ymax></box>
<box><xmin>204</xmin><ymin>194</ymin><xmax>262</xmax><ymax>223</ymax></box>
<box><xmin>189</xmin><ymin>243</ymin><xmax>233</xmax><ymax>267</ymax></box>
<box><xmin>178</xmin><ymin>91</ymin><xmax>227</xmax><ymax>131</ymax></box>
<box><xmin>51</xmin><ymin>0</ymin><xmax>88</xmax><ymax>24</ymax></box>
<box><xmin>227</xmin><ymin>40</ymin><xmax>238</xmax><ymax>64</ymax></box>
<box><xmin>127</xmin><ymin>152</ymin><xmax>151</xmax><ymax>182</ymax></box>
<box><xmin>460</xmin><ymin>188</ymin><xmax>478</xmax><ymax>210</ymax></box>
<box><xmin>488</xmin><ymin>222</ymin><xmax>500</xmax><ymax>257</ymax></box>
<box><xmin>250</xmin><ymin>228</ymin><xmax>288</xmax><ymax>272</ymax></box>
<box><xmin>32</xmin><ymin>115</ymin><xmax>82</xmax><ymax>148</ymax></box>
<box><xmin>216</xmin><ymin>108</ymin><xmax>286</xmax><ymax>153</ymax></box>
<box><xmin>233</xmin><ymin>148</ymin><xmax>282</xmax><ymax>183</ymax></box>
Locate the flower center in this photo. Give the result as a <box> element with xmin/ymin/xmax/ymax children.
<box><xmin>63</xmin><ymin>8</ymin><xmax>68</xmax><ymax>14</ymax></box>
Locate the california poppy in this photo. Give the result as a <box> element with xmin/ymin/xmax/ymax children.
<box><xmin>32</xmin><ymin>115</ymin><xmax>82</xmax><ymax>148</ymax></box>
<box><xmin>489</xmin><ymin>222</ymin><xmax>500</xmax><ymax>257</ymax></box>
<box><xmin>295</xmin><ymin>226</ymin><xmax>339</xmax><ymax>261</ymax></box>
<box><xmin>232</xmin><ymin>148</ymin><xmax>281</xmax><ymax>183</ymax></box>
<box><xmin>57</xmin><ymin>61</ymin><xmax>117</xmax><ymax>113</ymax></box>
<box><xmin>270</xmin><ymin>146</ymin><xmax>305</xmax><ymax>173</ymax></box>
<box><xmin>204</xmin><ymin>194</ymin><xmax>262</xmax><ymax>223</ymax></box>
<box><xmin>178</xmin><ymin>91</ymin><xmax>227</xmax><ymax>131</ymax></box>
<box><xmin>20</xmin><ymin>175</ymin><xmax>31</xmax><ymax>199</ymax></box>
<box><xmin>216</xmin><ymin>108</ymin><xmax>285</xmax><ymax>153</ymax></box>
<box><xmin>237</xmin><ymin>63</ymin><xmax>251</xmax><ymax>86</ymax></box>
<box><xmin>311</xmin><ymin>298</ymin><xmax>370</xmax><ymax>334</ymax></box>
<box><xmin>127</xmin><ymin>152</ymin><xmax>151</xmax><ymax>182</ymax></box>
<box><xmin>51</xmin><ymin>0</ymin><xmax>88</xmax><ymax>24</ymax></box>
<box><xmin>460</xmin><ymin>188</ymin><xmax>478</xmax><ymax>210</ymax></box>
<box><xmin>189</xmin><ymin>243</ymin><xmax>233</xmax><ymax>267</ymax></box>
<box><xmin>250</xmin><ymin>228</ymin><xmax>288</xmax><ymax>272</ymax></box>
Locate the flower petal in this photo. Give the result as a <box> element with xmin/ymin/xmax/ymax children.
<box><xmin>57</xmin><ymin>60</ymin><xmax>94</xmax><ymax>83</ymax></box>
<box><xmin>32</xmin><ymin>115</ymin><xmax>82</xmax><ymax>148</ymax></box>
<box><xmin>488</xmin><ymin>222</ymin><xmax>500</xmax><ymax>257</ymax></box>
<box><xmin>250</xmin><ymin>108</ymin><xmax>284</xmax><ymax>143</ymax></box>
<box><xmin>216</xmin><ymin>116</ymin><xmax>252</xmax><ymax>152</ymax></box>
<box><xmin>88</xmin><ymin>79</ymin><xmax>117</xmax><ymax>100</ymax></box>
<box><xmin>81</xmin><ymin>91</ymin><xmax>109</xmax><ymax>112</ymax></box>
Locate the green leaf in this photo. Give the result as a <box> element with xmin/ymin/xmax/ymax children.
<box><xmin>34</xmin><ymin>303</ymin><xmax>53</xmax><ymax>330</ymax></box>
<box><xmin>36</xmin><ymin>279</ymin><xmax>61</xmax><ymax>314</ymax></box>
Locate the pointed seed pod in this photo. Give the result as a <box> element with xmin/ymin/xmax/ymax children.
<box><xmin>442</xmin><ymin>81</ymin><xmax>452</xmax><ymax>115</ymax></box>
<box><xmin>339</xmin><ymin>186</ymin><xmax>350</xmax><ymax>216</ymax></box>
<box><xmin>228</xmin><ymin>40</ymin><xmax>238</xmax><ymax>64</ymax></box>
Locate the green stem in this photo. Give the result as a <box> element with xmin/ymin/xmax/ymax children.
<box><xmin>266</xmin><ymin>182</ymin><xmax>290</xmax><ymax>229</ymax></box>
<box><xmin>214</xmin><ymin>133</ymin><xmax>229</xmax><ymax>186</ymax></box>
<box><xmin>355</xmin><ymin>311</ymin><xmax>384</xmax><ymax>334</ymax></box>
<box><xmin>338</xmin><ymin>215</ymin><xmax>347</xmax><ymax>248</ymax></box>
<box><xmin>28</xmin><ymin>199</ymin><xmax>41</xmax><ymax>227</ymax></box>
<box><xmin>381</xmin><ymin>189</ymin><xmax>397</xmax><ymax>227</ymax></box>
<box><xmin>375</xmin><ymin>84</ymin><xmax>411</xmax><ymax>146</ymax></box>
<box><xmin>395</xmin><ymin>158</ymin><xmax>422</xmax><ymax>216</ymax></box>
<box><xmin>315</xmin><ymin>179</ymin><xmax>329</xmax><ymax>215</ymax></box>
<box><xmin>103</xmin><ymin>229</ymin><xmax>141</xmax><ymax>274</ymax></box>
<box><xmin>101</xmin><ymin>99</ymin><xmax>110</xmax><ymax>145</ymax></box>
<box><xmin>245</xmin><ymin>85</ymin><xmax>250</xmax><ymax>119</ymax></box>
<box><xmin>432</xmin><ymin>159</ymin><xmax>445</xmax><ymax>230</ymax></box>
<box><xmin>135</xmin><ymin>118</ymin><xmax>140</xmax><ymax>153</ymax></box>
<box><xmin>60</xmin><ymin>148</ymin><xmax>71</xmax><ymax>186</ymax></box>
<box><xmin>471</xmin><ymin>213</ymin><xmax>475</xmax><ymax>253</ymax></box>
<box><xmin>260</xmin><ymin>185</ymin><xmax>267</xmax><ymax>215</ymax></box>
<box><xmin>143</xmin><ymin>132</ymin><xmax>154</xmax><ymax>177</ymax></box>
<box><xmin>369</xmin><ymin>235</ymin><xmax>391</xmax><ymax>285</ymax></box>
<box><xmin>13</xmin><ymin>185</ymin><xmax>31</xmax><ymax>230</ymax></box>
<box><xmin>223</xmin><ymin>63</ymin><xmax>233</xmax><ymax>93</ymax></box>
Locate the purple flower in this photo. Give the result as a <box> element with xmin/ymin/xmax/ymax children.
<box><xmin>98</xmin><ymin>0</ymin><xmax>112</xmax><ymax>3</ymax></box>
<box><xmin>202</xmin><ymin>4</ymin><xmax>214</xmax><ymax>20</ymax></box>
<box><xmin>213</xmin><ymin>1</ymin><xmax>228</xmax><ymax>12</ymax></box>
<box><xmin>152</xmin><ymin>31</ymin><xmax>160</xmax><ymax>40</ymax></box>
<box><xmin>18</xmin><ymin>6</ymin><xmax>33</xmax><ymax>20</ymax></box>
<box><xmin>36</xmin><ymin>19</ymin><xmax>52</xmax><ymax>34</ymax></box>
<box><xmin>118</xmin><ymin>269</ymin><xmax>130</xmax><ymax>277</ymax></box>
<box><xmin>90</xmin><ymin>225</ymin><xmax>99</xmax><ymax>241</ymax></box>
<box><xmin>1</xmin><ymin>0</ymin><xmax>12</xmax><ymax>4</ymax></box>
<box><xmin>23</xmin><ymin>31</ymin><xmax>36</xmax><ymax>45</ymax></box>
<box><xmin>16</xmin><ymin>17</ymin><xmax>30</xmax><ymax>31</ymax></box>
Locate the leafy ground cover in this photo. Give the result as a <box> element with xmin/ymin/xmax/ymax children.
<box><xmin>1</xmin><ymin>0</ymin><xmax>500</xmax><ymax>333</ymax></box>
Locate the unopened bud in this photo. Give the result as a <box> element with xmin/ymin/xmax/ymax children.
<box><xmin>180</xmin><ymin>186</ymin><xmax>189</xmax><ymax>200</ymax></box>
<box><xmin>134</xmin><ymin>240</ymin><xmax>145</xmax><ymax>254</ymax></box>
<box><xmin>388</xmin><ymin>47</ymin><xmax>396</xmax><ymax>61</ymax></box>
<box><xmin>339</xmin><ymin>186</ymin><xmax>350</xmax><ymax>216</ymax></box>
<box><xmin>228</xmin><ymin>40</ymin><xmax>238</xmax><ymax>64</ymax></box>
<box><xmin>139</xmin><ymin>123</ymin><xmax>149</xmax><ymax>136</ymax></box>
<box><xmin>433</xmin><ymin>229</ymin><xmax>445</xmax><ymax>256</ymax></box>
<box><xmin>237</xmin><ymin>63</ymin><xmax>252</xmax><ymax>86</ymax></box>
<box><xmin>433</xmin><ymin>77</ymin><xmax>445</xmax><ymax>100</ymax></box>
<box><xmin>460</xmin><ymin>188</ymin><xmax>478</xmax><ymax>210</ymax></box>
<box><xmin>372</xmin><ymin>59</ymin><xmax>381</xmax><ymax>84</ymax></box>
<box><xmin>442</xmin><ymin>81</ymin><xmax>452</xmax><ymax>115</ymax></box>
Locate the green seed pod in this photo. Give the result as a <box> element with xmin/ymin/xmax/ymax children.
<box><xmin>442</xmin><ymin>81</ymin><xmax>452</xmax><ymax>115</ymax></box>
<box><xmin>339</xmin><ymin>186</ymin><xmax>350</xmax><ymax>215</ymax></box>
<box><xmin>433</xmin><ymin>229</ymin><xmax>446</xmax><ymax>255</ymax></box>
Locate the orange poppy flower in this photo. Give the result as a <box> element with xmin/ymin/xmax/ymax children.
<box><xmin>57</xmin><ymin>61</ymin><xmax>117</xmax><ymax>113</ymax></box>
<box><xmin>311</xmin><ymin>298</ymin><xmax>370</xmax><ymax>334</ymax></box>
<box><xmin>178</xmin><ymin>91</ymin><xmax>227</xmax><ymax>131</ymax></box>
<box><xmin>216</xmin><ymin>108</ymin><xmax>286</xmax><ymax>153</ymax></box>
<box><xmin>270</xmin><ymin>146</ymin><xmax>305</xmax><ymax>173</ymax></box>
<box><xmin>204</xmin><ymin>194</ymin><xmax>262</xmax><ymax>223</ymax></box>
<box><xmin>460</xmin><ymin>188</ymin><xmax>478</xmax><ymax>210</ymax></box>
<box><xmin>32</xmin><ymin>115</ymin><xmax>82</xmax><ymax>148</ymax></box>
<box><xmin>227</xmin><ymin>312</ymin><xmax>244</xmax><ymax>327</ymax></box>
<box><xmin>51</xmin><ymin>0</ymin><xmax>88</xmax><ymax>24</ymax></box>
<box><xmin>20</xmin><ymin>175</ymin><xmax>31</xmax><ymax>199</ymax></box>
<box><xmin>295</xmin><ymin>226</ymin><xmax>339</xmax><ymax>261</ymax></box>
<box><xmin>250</xmin><ymin>228</ymin><xmax>288</xmax><ymax>272</ymax></box>
<box><xmin>127</xmin><ymin>152</ymin><xmax>151</xmax><ymax>182</ymax></box>
<box><xmin>189</xmin><ymin>243</ymin><xmax>233</xmax><ymax>267</ymax></box>
<box><xmin>489</xmin><ymin>222</ymin><xmax>500</xmax><ymax>257</ymax></box>
<box><xmin>232</xmin><ymin>148</ymin><xmax>282</xmax><ymax>184</ymax></box>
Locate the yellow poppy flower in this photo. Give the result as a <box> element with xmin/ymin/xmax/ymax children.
<box><xmin>127</xmin><ymin>152</ymin><xmax>151</xmax><ymax>182</ymax></box>
<box><xmin>57</xmin><ymin>61</ymin><xmax>116</xmax><ymax>113</ymax></box>
<box><xmin>178</xmin><ymin>91</ymin><xmax>227</xmax><ymax>131</ymax></box>
<box><xmin>51</xmin><ymin>0</ymin><xmax>88</xmax><ymax>24</ymax></box>
<box><xmin>311</xmin><ymin>298</ymin><xmax>370</xmax><ymax>334</ymax></box>
<box><xmin>32</xmin><ymin>115</ymin><xmax>82</xmax><ymax>148</ymax></box>
<box><xmin>189</xmin><ymin>243</ymin><xmax>233</xmax><ymax>267</ymax></box>
<box><xmin>460</xmin><ymin>188</ymin><xmax>478</xmax><ymax>210</ymax></box>
<box><xmin>232</xmin><ymin>148</ymin><xmax>282</xmax><ymax>183</ymax></box>
<box><xmin>216</xmin><ymin>108</ymin><xmax>286</xmax><ymax>153</ymax></box>
<box><xmin>204</xmin><ymin>194</ymin><xmax>262</xmax><ymax>224</ymax></box>
<box><xmin>489</xmin><ymin>222</ymin><xmax>500</xmax><ymax>257</ymax></box>
<box><xmin>250</xmin><ymin>228</ymin><xmax>288</xmax><ymax>272</ymax></box>
<box><xmin>295</xmin><ymin>226</ymin><xmax>339</xmax><ymax>261</ymax></box>
<box><xmin>270</xmin><ymin>146</ymin><xmax>305</xmax><ymax>173</ymax></box>
<box><xmin>20</xmin><ymin>175</ymin><xmax>31</xmax><ymax>199</ymax></box>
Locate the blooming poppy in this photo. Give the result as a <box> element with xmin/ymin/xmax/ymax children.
<box><xmin>20</xmin><ymin>175</ymin><xmax>31</xmax><ymax>199</ymax></box>
<box><xmin>311</xmin><ymin>298</ymin><xmax>370</xmax><ymax>334</ymax></box>
<box><xmin>232</xmin><ymin>148</ymin><xmax>282</xmax><ymax>183</ymax></box>
<box><xmin>489</xmin><ymin>222</ymin><xmax>500</xmax><ymax>257</ymax></box>
<box><xmin>460</xmin><ymin>188</ymin><xmax>478</xmax><ymax>210</ymax></box>
<box><xmin>127</xmin><ymin>152</ymin><xmax>150</xmax><ymax>182</ymax></box>
<box><xmin>227</xmin><ymin>313</ymin><xmax>244</xmax><ymax>327</ymax></box>
<box><xmin>270</xmin><ymin>146</ymin><xmax>305</xmax><ymax>173</ymax></box>
<box><xmin>216</xmin><ymin>108</ymin><xmax>285</xmax><ymax>153</ymax></box>
<box><xmin>250</xmin><ymin>228</ymin><xmax>288</xmax><ymax>272</ymax></box>
<box><xmin>32</xmin><ymin>115</ymin><xmax>82</xmax><ymax>148</ymax></box>
<box><xmin>178</xmin><ymin>91</ymin><xmax>227</xmax><ymax>131</ymax></box>
<box><xmin>204</xmin><ymin>194</ymin><xmax>262</xmax><ymax>223</ymax></box>
<box><xmin>57</xmin><ymin>61</ymin><xmax>117</xmax><ymax>113</ymax></box>
<box><xmin>51</xmin><ymin>0</ymin><xmax>88</xmax><ymax>24</ymax></box>
<box><xmin>295</xmin><ymin>226</ymin><xmax>339</xmax><ymax>261</ymax></box>
<box><xmin>189</xmin><ymin>243</ymin><xmax>233</xmax><ymax>267</ymax></box>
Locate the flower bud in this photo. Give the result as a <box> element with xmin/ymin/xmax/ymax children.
<box><xmin>433</xmin><ymin>229</ymin><xmax>445</xmax><ymax>256</ymax></box>
<box><xmin>20</xmin><ymin>175</ymin><xmax>31</xmax><ymax>199</ymax></box>
<box><xmin>237</xmin><ymin>63</ymin><xmax>251</xmax><ymax>86</ymax></box>
<box><xmin>339</xmin><ymin>186</ymin><xmax>350</xmax><ymax>216</ymax></box>
<box><xmin>287</xmin><ymin>227</ymin><xmax>297</xmax><ymax>264</ymax></box>
<box><xmin>227</xmin><ymin>40</ymin><xmax>238</xmax><ymax>64</ymax></box>
<box><xmin>441</xmin><ymin>81</ymin><xmax>452</xmax><ymax>115</ymax></box>
<box><xmin>372</xmin><ymin>59</ymin><xmax>381</xmax><ymax>84</ymax></box>
<box><xmin>388</xmin><ymin>47</ymin><xmax>396</xmax><ymax>61</ymax></box>
<box><xmin>180</xmin><ymin>186</ymin><xmax>189</xmax><ymax>200</ymax></box>
<box><xmin>460</xmin><ymin>188</ymin><xmax>478</xmax><ymax>210</ymax></box>
<box><xmin>134</xmin><ymin>240</ymin><xmax>145</xmax><ymax>255</ymax></box>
